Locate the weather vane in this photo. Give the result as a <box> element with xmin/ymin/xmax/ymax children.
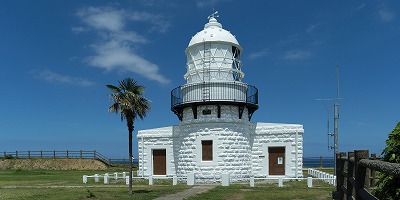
<box><xmin>208</xmin><ymin>9</ymin><xmax>219</xmax><ymax>19</ymax></box>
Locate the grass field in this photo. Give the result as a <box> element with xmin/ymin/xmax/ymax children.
<box><xmin>0</xmin><ymin>167</ymin><xmax>190</xmax><ymax>200</ymax></box>
<box><xmin>0</xmin><ymin>167</ymin><xmax>335</xmax><ymax>200</ymax></box>
<box><xmin>187</xmin><ymin>181</ymin><xmax>334</xmax><ymax>200</ymax></box>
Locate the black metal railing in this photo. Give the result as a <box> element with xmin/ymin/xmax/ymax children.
<box><xmin>171</xmin><ymin>82</ymin><xmax>258</xmax><ymax>109</ymax></box>
<box><xmin>1</xmin><ymin>150</ymin><xmax>112</xmax><ymax>166</ymax></box>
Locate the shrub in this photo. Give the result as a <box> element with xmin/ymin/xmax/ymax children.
<box><xmin>373</xmin><ymin>122</ymin><xmax>400</xmax><ymax>200</ymax></box>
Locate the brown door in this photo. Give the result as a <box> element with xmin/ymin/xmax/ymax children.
<box><xmin>153</xmin><ymin>149</ymin><xmax>166</xmax><ymax>175</ymax></box>
<box><xmin>269</xmin><ymin>147</ymin><xmax>285</xmax><ymax>175</ymax></box>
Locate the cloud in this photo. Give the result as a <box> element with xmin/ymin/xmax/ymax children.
<box><xmin>378</xmin><ymin>9</ymin><xmax>395</xmax><ymax>22</ymax></box>
<box><xmin>129</xmin><ymin>11</ymin><xmax>171</xmax><ymax>33</ymax></box>
<box><xmin>248</xmin><ymin>49</ymin><xmax>269</xmax><ymax>60</ymax></box>
<box><xmin>77</xmin><ymin>6</ymin><xmax>125</xmax><ymax>32</ymax></box>
<box><xmin>71</xmin><ymin>26</ymin><xmax>87</xmax><ymax>33</ymax></box>
<box><xmin>32</xmin><ymin>70</ymin><xmax>95</xmax><ymax>87</ymax></box>
<box><xmin>89</xmin><ymin>40</ymin><xmax>170</xmax><ymax>83</ymax></box>
<box><xmin>74</xmin><ymin>6</ymin><xmax>170</xmax><ymax>84</ymax></box>
<box><xmin>283</xmin><ymin>50</ymin><xmax>312</xmax><ymax>60</ymax></box>
<box><xmin>356</xmin><ymin>3</ymin><xmax>365</xmax><ymax>10</ymax></box>
<box><xmin>196</xmin><ymin>0</ymin><xmax>231</xmax><ymax>8</ymax></box>
<box><xmin>306</xmin><ymin>23</ymin><xmax>321</xmax><ymax>33</ymax></box>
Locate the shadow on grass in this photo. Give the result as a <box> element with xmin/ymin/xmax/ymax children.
<box><xmin>134</xmin><ymin>190</ymin><xmax>152</xmax><ymax>194</ymax></box>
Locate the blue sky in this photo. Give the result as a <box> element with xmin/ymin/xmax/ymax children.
<box><xmin>1</xmin><ymin>0</ymin><xmax>399</xmax><ymax>159</ymax></box>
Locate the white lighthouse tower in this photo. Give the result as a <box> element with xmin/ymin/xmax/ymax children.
<box><xmin>138</xmin><ymin>14</ymin><xmax>304</xmax><ymax>182</ymax></box>
<box><xmin>170</xmin><ymin>13</ymin><xmax>258</xmax><ymax>181</ymax></box>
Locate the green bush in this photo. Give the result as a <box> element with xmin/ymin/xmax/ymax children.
<box><xmin>373</xmin><ymin>122</ymin><xmax>400</xmax><ymax>200</ymax></box>
<box><xmin>5</xmin><ymin>154</ymin><xmax>14</xmax><ymax>159</ymax></box>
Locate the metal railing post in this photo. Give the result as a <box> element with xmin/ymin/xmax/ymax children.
<box><xmin>320</xmin><ymin>156</ymin><xmax>323</xmax><ymax>168</ymax></box>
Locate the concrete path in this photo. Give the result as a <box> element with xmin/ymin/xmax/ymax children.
<box><xmin>154</xmin><ymin>185</ymin><xmax>216</xmax><ymax>200</ymax></box>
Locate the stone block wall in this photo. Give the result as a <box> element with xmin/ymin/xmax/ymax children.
<box><xmin>137</xmin><ymin>107</ymin><xmax>304</xmax><ymax>181</ymax></box>
<box><xmin>137</xmin><ymin>127</ymin><xmax>175</xmax><ymax>176</ymax></box>
<box><xmin>251</xmin><ymin>123</ymin><xmax>304</xmax><ymax>177</ymax></box>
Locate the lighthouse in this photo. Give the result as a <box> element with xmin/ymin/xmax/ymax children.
<box><xmin>138</xmin><ymin>14</ymin><xmax>304</xmax><ymax>182</ymax></box>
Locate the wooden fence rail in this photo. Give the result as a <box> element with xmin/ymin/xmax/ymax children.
<box><xmin>2</xmin><ymin>150</ymin><xmax>111</xmax><ymax>166</ymax></box>
<box><xmin>334</xmin><ymin>149</ymin><xmax>400</xmax><ymax>200</ymax></box>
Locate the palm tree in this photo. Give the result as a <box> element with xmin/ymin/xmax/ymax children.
<box><xmin>106</xmin><ymin>78</ymin><xmax>150</xmax><ymax>194</ymax></box>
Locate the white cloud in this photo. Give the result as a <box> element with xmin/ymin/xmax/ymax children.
<box><xmin>283</xmin><ymin>50</ymin><xmax>312</xmax><ymax>60</ymax></box>
<box><xmin>89</xmin><ymin>40</ymin><xmax>170</xmax><ymax>83</ymax></box>
<box><xmin>356</xmin><ymin>3</ymin><xmax>365</xmax><ymax>10</ymax></box>
<box><xmin>248</xmin><ymin>49</ymin><xmax>269</xmax><ymax>60</ymax></box>
<box><xmin>129</xmin><ymin>11</ymin><xmax>171</xmax><ymax>33</ymax></box>
<box><xmin>74</xmin><ymin>6</ymin><xmax>170</xmax><ymax>84</ymax></box>
<box><xmin>196</xmin><ymin>0</ymin><xmax>231</xmax><ymax>8</ymax></box>
<box><xmin>77</xmin><ymin>7</ymin><xmax>125</xmax><ymax>32</ymax></box>
<box><xmin>32</xmin><ymin>70</ymin><xmax>95</xmax><ymax>87</ymax></box>
<box><xmin>378</xmin><ymin>9</ymin><xmax>395</xmax><ymax>22</ymax></box>
<box><xmin>306</xmin><ymin>23</ymin><xmax>321</xmax><ymax>33</ymax></box>
<box><xmin>71</xmin><ymin>26</ymin><xmax>87</xmax><ymax>33</ymax></box>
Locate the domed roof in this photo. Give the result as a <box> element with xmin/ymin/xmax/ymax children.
<box><xmin>188</xmin><ymin>17</ymin><xmax>241</xmax><ymax>48</ymax></box>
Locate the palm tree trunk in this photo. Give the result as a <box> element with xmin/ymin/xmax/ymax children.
<box><xmin>128</xmin><ymin>122</ymin><xmax>134</xmax><ymax>194</ymax></box>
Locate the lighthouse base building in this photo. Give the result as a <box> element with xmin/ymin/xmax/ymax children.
<box><xmin>137</xmin><ymin>15</ymin><xmax>303</xmax><ymax>182</ymax></box>
<box><xmin>137</xmin><ymin>120</ymin><xmax>303</xmax><ymax>182</ymax></box>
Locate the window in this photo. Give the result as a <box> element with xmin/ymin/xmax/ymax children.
<box><xmin>202</xmin><ymin>140</ymin><xmax>213</xmax><ymax>161</ymax></box>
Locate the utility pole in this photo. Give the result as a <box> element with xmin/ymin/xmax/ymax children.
<box><xmin>333</xmin><ymin>65</ymin><xmax>340</xmax><ymax>175</ymax></box>
<box><xmin>316</xmin><ymin>65</ymin><xmax>340</xmax><ymax>175</ymax></box>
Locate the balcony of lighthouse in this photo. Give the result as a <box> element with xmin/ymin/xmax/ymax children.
<box><xmin>171</xmin><ymin>82</ymin><xmax>258</xmax><ymax>121</ymax></box>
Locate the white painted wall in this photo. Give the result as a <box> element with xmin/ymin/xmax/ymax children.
<box><xmin>137</xmin><ymin>107</ymin><xmax>304</xmax><ymax>181</ymax></box>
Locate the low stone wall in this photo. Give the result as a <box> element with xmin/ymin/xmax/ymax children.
<box><xmin>0</xmin><ymin>158</ymin><xmax>108</xmax><ymax>170</ymax></box>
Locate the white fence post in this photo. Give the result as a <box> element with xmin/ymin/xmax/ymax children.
<box><xmin>307</xmin><ymin>177</ymin><xmax>313</xmax><ymax>188</ymax></box>
<box><xmin>125</xmin><ymin>176</ymin><xmax>129</xmax><ymax>185</ymax></box>
<box><xmin>173</xmin><ymin>175</ymin><xmax>177</xmax><ymax>185</ymax></box>
<box><xmin>104</xmin><ymin>173</ymin><xmax>109</xmax><ymax>184</ymax></box>
<box><xmin>114</xmin><ymin>172</ymin><xmax>118</xmax><ymax>180</ymax></box>
<box><xmin>221</xmin><ymin>173</ymin><xmax>229</xmax><ymax>186</ymax></box>
<box><xmin>250</xmin><ymin>176</ymin><xmax>254</xmax><ymax>187</ymax></box>
<box><xmin>278</xmin><ymin>177</ymin><xmax>283</xmax><ymax>187</ymax></box>
<box><xmin>83</xmin><ymin>175</ymin><xmax>87</xmax><ymax>183</ymax></box>
<box><xmin>149</xmin><ymin>175</ymin><xmax>153</xmax><ymax>185</ymax></box>
<box><xmin>94</xmin><ymin>174</ymin><xmax>99</xmax><ymax>182</ymax></box>
<box><xmin>308</xmin><ymin>168</ymin><xmax>336</xmax><ymax>186</ymax></box>
<box><xmin>187</xmin><ymin>173</ymin><xmax>195</xmax><ymax>186</ymax></box>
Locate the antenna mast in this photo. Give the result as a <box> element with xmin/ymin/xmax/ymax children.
<box><xmin>333</xmin><ymin>65</ymin><xmax>340</xmax><ymax>175</ymax></box>
<box><xmin>316</xmin><ymin>65</ymin><xmax>341</xmax><ymax>175</ymax></box>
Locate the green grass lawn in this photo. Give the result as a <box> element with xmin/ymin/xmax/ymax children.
<box><xmin>0</xmin><ymin>168</ymin><xmax>335</xmax><ymax>200</ymax></box>
<box><xmin>0</xmin><ymin>168</ymin><xmax>190</xmax><ymax>200</ymax></box>
<box><xmin>186</xmin><ymin>180</ymin><xmax>335</xmax><ymax>200</ymax></box>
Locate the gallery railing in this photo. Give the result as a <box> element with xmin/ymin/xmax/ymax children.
<box><xmin>171</xmin><ymin>82</ymin><xmax>258</xmax><ymax>108</ymax></box>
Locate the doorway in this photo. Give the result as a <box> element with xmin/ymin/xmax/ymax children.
<box><xmin>269</xmin><ymin>147</ymin><xmax>285</xmax><ymax>175</ymax></box>
<box><xmin>153</xmin><ymin>149</ymin><xmax>166</xmax><ymax>175</ymax></box>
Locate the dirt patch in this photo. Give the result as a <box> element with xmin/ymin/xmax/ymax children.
<box><xmin>0</xmin><ymin>158</ymin><xmax>107</xmax><ymax>170</ymax></box>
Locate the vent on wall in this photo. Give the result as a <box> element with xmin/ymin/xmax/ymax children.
<box><xmin>202</xmin><ymin>109</ymin><xmax>211</xmax><ymax>115</ymax></box>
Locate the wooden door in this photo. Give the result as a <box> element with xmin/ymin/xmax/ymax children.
<box><xmin>153</xmin><ymin>149</ymin><xmax>166</xmax><ymax>175</ymax></box>
<box><xmin>269</xmin><ymin>147</ymin><xmax>285</xmax><ymax>175</ymax></box>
